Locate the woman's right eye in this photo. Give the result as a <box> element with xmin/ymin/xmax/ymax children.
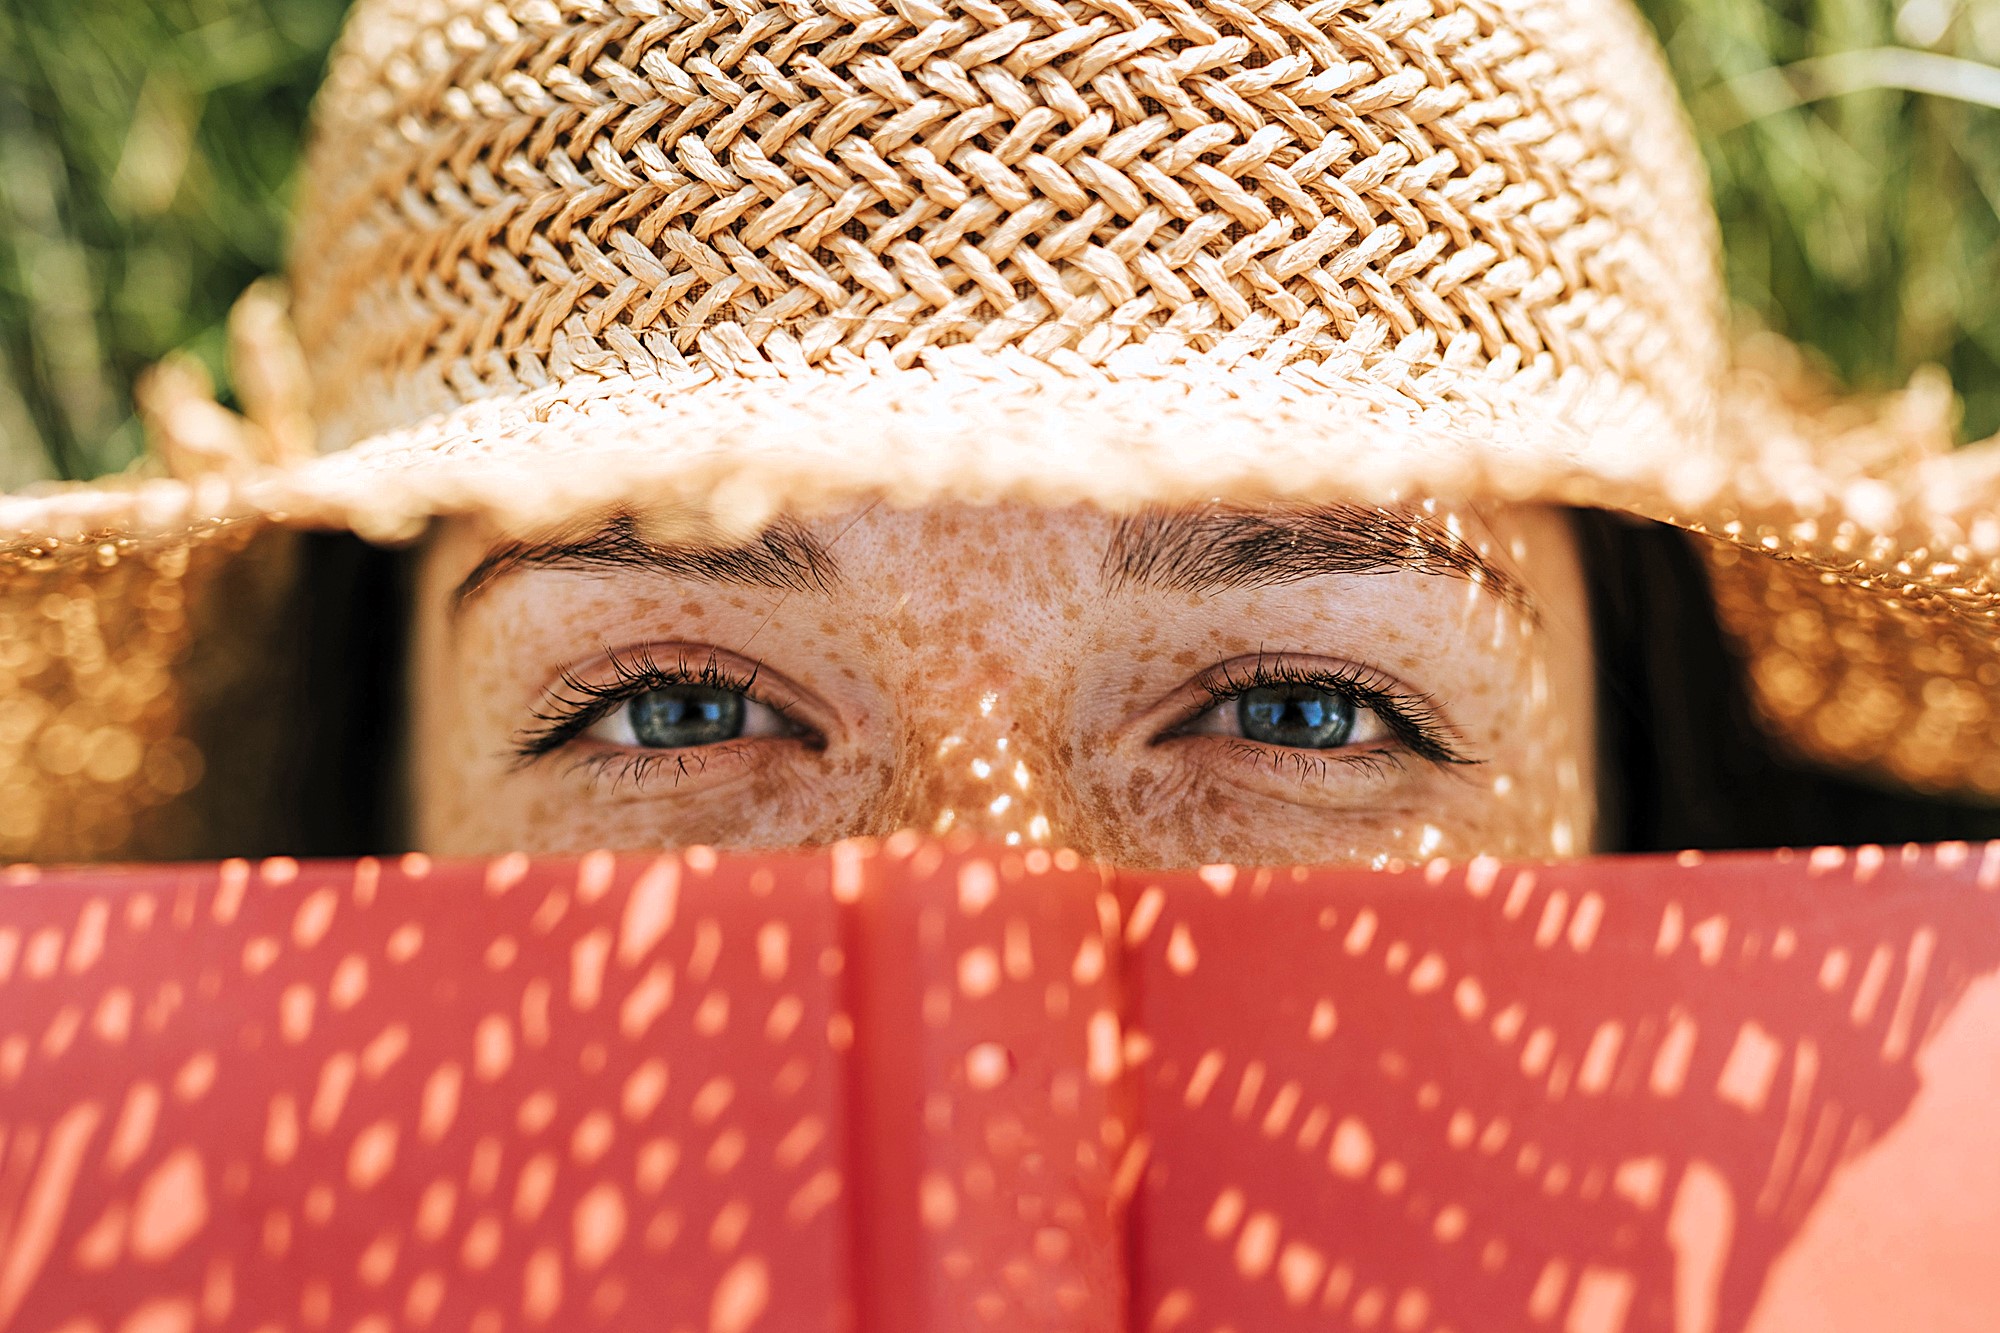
<box><xmin>584</xmin><ymin>685</ymin><xmax>792</xmax><ymax>750</ymax></box>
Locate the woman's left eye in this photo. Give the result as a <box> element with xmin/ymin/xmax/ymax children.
<box><xmin>585</xmin><ymin>684</ymin><xmax>793</xmax><ymax>749</ymax></box>
<box><xmin>1181</xmin><ymin>683</ymin><xmax>1394</xmax><ymax>750</ymax></box>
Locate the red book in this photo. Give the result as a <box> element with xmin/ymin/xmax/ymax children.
<box><xmin>3</xmin><ymin>842</ymin><xmax>1997</xmax><ymax>1332</ymax></box>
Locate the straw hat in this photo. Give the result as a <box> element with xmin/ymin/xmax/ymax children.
<box><xmin>2</xmin><ymin>0</ymin><xmax>1997</xmax><ymax>858</ymax></box>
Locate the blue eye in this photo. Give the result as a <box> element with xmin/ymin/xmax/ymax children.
<box><xmin>628</xmin><ymin>686</ymin><xmax>744</xmax><ymax>747</ymax></box>
<box><xmin>1237</xmin><ymin>685</ymin><xmax>1356</xmax><ymax>749</ymax></box>
<box><xmin>1180</xmin><ymin>676</ymin><xmax>1395</xmax><ymax>751</ymax></box>
<box><xmin>583</xmin><ymin>683</ymin><xmax>792</xmax><ymax>750</ymax></box>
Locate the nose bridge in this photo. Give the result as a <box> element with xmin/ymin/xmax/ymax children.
<box><xmin>884</xmin><ymin>683</ymin><xmax>1069</xmax><ymax>847</ymax></box>
<box><xmin>854</xmin><ymin>503</ymin><xmax>1091</xmax><ymax>846</ymax></box>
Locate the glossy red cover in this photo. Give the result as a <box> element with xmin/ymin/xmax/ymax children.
<box><xmin>2</xmin><ymin>842</ymin><xmax>1998</xmax><ymax>1332</ymax></box>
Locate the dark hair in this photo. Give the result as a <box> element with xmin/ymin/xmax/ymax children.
<box><xmin>237</xmin><ymin>515</ymin><xmax>2000</xmax><ymax>858</ymax></box>
<box><xmin>196</xmin><ymin>529</ymin><xmax>416</xmax><ymax>859</ymax></box>
<box><xmin>1573</xmin><ymin>508</ymin><xmax>2000</xmax><ymax>850</ymax></box>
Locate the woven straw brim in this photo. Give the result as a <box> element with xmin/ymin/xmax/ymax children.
<box><xmin>249</xmin><ymin>356</ymin><xmax>1712</xmax><ymax>540</ymax></box>
<box><xmin>0</xmin><ymin>352</ymin><xmax>1844</xmax><ymax>543</ymax></box>
<box><xmin>3</xmin><ymin>345</ymin><xmax>1998</xmax><ymax>806</ymax></box>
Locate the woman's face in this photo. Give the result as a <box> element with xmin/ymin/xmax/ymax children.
<box><xmin>409</xmin><ymin>502</ymin><xmax>1597</xmax><ymax>867</ymax></box>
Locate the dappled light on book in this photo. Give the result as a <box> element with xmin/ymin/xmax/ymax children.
<box><xmin>3</xmin><ymin>840</ymin><xmax>1999</xmax><ymax>1330</ymax></box>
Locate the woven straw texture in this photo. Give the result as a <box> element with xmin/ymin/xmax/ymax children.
<box><xmin>259</xmin><ymin>0</ymin><xmax>2000</xmax><ymax>806</ymax></box>
<box><xmin>294</xmin><ymin>0</ymin><xmax>1724</xmax><ymax>452</ymax></box>
<box><xmin>1</xmin><ymin>0</ymin><xmax>1998</xmax><ymax>859</ymax></box>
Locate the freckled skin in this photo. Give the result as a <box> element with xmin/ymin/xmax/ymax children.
<box><xmin>409</xmin><ymin>503</ymin><xmax>1597</xmax><ymax>866</ymax></box>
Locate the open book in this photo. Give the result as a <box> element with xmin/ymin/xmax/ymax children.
<box><xmin>3</xmin><ymin>842</ymin><xmax>1998</xmax><ymax>1331</ymax></box>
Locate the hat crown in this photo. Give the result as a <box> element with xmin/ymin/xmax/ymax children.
<box><xmin>292</xmin><ymin>0</ymin><xmax>1724</xmax><ymax>449</ymax></box>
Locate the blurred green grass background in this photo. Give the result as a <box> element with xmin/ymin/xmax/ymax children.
<box><xmin>2</xmin><ymin>0</ymin><xmax>1997</xmax><ymax>484</ymax></box>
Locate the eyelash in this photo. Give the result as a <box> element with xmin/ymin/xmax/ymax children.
<box><xmin>1177</xmin><ymin>656</ymin><xmax>1476</xmax><ymax>770</ymax></box>
<box><xmin>512</xmin><ymin>648</ymin><xmax>803</xmax><ymax>784</ymax></box>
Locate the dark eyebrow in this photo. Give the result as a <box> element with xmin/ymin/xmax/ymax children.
<box><xmin>452</xmin><ymin>511</ymin><xmax>840</xmax><ymax>612</ymax></box>
<box><xmin>1103</xmin><ymin>504</ymin><xmax>1533</xmax><ymax>614</ymax></box>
